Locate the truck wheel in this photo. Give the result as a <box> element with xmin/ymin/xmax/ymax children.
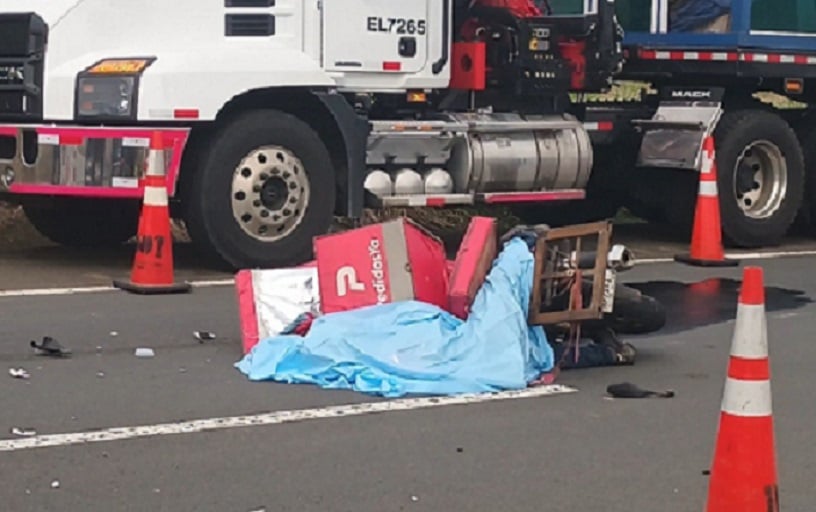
<box><xmin>22</xmin><ymin>199</ymin><xmax>139</xmax><ymax>247</ymax></box>
<box><xmin>795</xmin><ymin>121</ymin><xmax>816</xmax><ymax>227</ymax></box>
<box><xmin>185</xmin><ymin>109</ymin><xmax>336</xmax><ymax>269</ymax></box>
<box><xmin>713</xmin><ymin>110</ymin><xmax>805</xmax><ymax>248</ymax></box>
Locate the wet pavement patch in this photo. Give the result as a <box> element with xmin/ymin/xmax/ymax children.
<box><xmin>627</xmin><ymin>278</ymin><xmax>813</xmax><ymax>335</ymax></box>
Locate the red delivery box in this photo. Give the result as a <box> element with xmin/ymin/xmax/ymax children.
<box><xmin>314</xmin><ymin>218</ymin><xmax>449</xmax><ymax>314</ymax></box>
<box><xmin>447</xmin><ymin>217</ymin><xmax>498</xmax><ymax>319</ymax></box>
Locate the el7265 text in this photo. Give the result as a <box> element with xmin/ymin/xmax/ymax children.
<box><xmin>366</xmin><ymin>16</ymin><xmax>427</xmax><ymax>35</ymax></box>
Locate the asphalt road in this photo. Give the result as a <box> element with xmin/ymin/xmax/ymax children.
<box><xmin>4</xmin><ymin>221</ymin><xmax>816</xmax><ymax>291</ymax></box>
<box><xmin>1</xmin><ymin>248</ymin><xmax>816</xmax><ymax>511</ymax></box>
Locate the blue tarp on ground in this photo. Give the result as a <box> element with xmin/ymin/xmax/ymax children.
<box><xmin>235</xmin><ymin>237</ymin><xmax>554</xmax><ymax>398</ymax></box>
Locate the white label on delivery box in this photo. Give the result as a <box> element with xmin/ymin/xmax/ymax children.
<box><xmin>602</xmin><ymin>269</ymin><xmax>616</xmax><ymax>314</ymax></box>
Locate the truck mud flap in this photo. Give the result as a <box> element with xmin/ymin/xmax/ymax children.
<box><xmin>633</xmin><ymin>87</ymin><xmax>724</xmax><ymax>170</ymax></box>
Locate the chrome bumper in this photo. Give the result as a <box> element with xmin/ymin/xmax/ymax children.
<box><xmin>0</xmin><ymin>125</ymin><xmax>190</xmax><ymax>198</ymax></box>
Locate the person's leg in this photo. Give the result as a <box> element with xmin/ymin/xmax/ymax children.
<box><xmin>591</xmin><ymin>327</ymin><xmax>637</xmax><ymax>365</ymax></box>
<box><xmin>552</xmin><ymin>340</ymin><xmax>619</xmax><ymax>369</ymax></box>
<box><xmin>550</xmin><ymin>328</ymin><xmax>636</xmax><ymax>369</ymax></box>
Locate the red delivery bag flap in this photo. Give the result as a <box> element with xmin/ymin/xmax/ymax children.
<box><xmin>314</xmin><ymin>217</ymin><xmax>450</xmax><ymax>314</ymax></box>
<box><xmin>448</xmin><ymin>216</ymin><xmax>498</xmax><ymax>320</ymax></box>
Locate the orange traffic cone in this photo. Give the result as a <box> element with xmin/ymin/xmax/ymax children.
<box><xmin>113</xmin><ymin>132</ymin><xmax>191</xmax><ymax>295</ymax></box>
<box><xmin>704</xmin><ymin>266</ymin><xmax>779</xmax><ymax>512</ymax></box>
<box><xmin>675</xmin><ymin>136</ymin><xmax>739</xmax><ymax>268</ymax></box>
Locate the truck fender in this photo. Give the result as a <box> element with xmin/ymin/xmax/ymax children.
<box><xmin>134</xmin><ymin>48</ymin><xmax>337</xmax><ymax>121</ymax></box>
<box><xmin>314</xmin><ymin>91</ymin><xmax>371</xmax><ymax>218</ymax></box>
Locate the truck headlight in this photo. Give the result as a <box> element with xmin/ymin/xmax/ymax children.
<box><xmin>74</xmin><ymin>58</ymin><xmax>156</xmax><ymax>121</ymax></box>
<box><xmin>76</xmin><ymin>76</ymin><xmax>137</xmax><ymax>119</ymax></box>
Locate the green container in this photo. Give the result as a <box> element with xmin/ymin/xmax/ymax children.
<box><xmin>548</xmin><ymin>0</ymin><xmax>584</xmax><ymax>15</ymax></box>
<box><xmin>615</xmin><ymin>0</ymin><xmax>653</xmax><ymax>32</ymax></box>
<box><xmin>751</xmin><ymin>0</ymin><xmax>816</xmax><ymax>33</ymax></box>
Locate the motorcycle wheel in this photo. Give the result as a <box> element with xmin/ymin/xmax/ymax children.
<box><xmin>604</xmin><ymin>284</ymin><xmax>667</xmax><ymax>335</ymax></box>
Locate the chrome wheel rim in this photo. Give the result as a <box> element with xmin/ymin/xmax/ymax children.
<box><xmin>732</xmin><ymin>140</ymin><xmax>787</xmax><ymax>220</ymax></box>
<box><xmin>231</xmin><ymin>146</ymin><xmax>310</xmax><ymax>242</ymax></box>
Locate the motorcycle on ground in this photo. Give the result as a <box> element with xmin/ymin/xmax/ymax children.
<box><xmin>501</xmin><ymin>221</ymin><xmax>666</xmax><ymax>367</ymax></box>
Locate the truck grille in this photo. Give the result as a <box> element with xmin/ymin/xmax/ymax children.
<box><xmin>0</xmin><ymin>13</ymin><xmax>47</xmax><ymax>121</ymax></box>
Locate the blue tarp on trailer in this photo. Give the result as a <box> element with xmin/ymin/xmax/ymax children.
<box><xmin>620</xmin><ymin>0</ymin><xmax>816</xmax><ymax>52</ymax></box>
<box><xmin>670</xmin><ymin>0</ymin><xmax>730</xmax><ymax>32</ymax></box>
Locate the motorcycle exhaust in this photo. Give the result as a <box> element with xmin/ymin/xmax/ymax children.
<box><xmin>608</xmin><ymin>244</ymin><xmax>635</xmax><ymax>272</ymax></box>
<box><xmin>564</xmin><ymin>244</ymin><xmax>636</xmax><ymax>272</ymax></box>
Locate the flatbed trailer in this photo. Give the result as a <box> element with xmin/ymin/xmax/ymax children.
<box><xmin>571</xmin><ymin>0</ymin><xmax>816</xmax><ymax>248</ymax></box>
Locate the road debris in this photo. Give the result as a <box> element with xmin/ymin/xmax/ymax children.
<box><xmin>194</xmin><ymin>331</ymin><xmax>217</xmax><ymax>342</ymax></box>
<box><xmin>237</xmin><ymin>218</ymin><xmax>666</xmax><ymax>397</ymax></box>
<box><xmin>8</xmin><ymin>367</ymin><xmax>30</xmax><ymax>379</ymax></box>
<box><xmin>606</xmin><ymin>382</ymin><xmax>675</xmax><ymax>399</ymax></box>
<box><xmin>30</xmin><ymin>337</ymin><xmax>72</xmax><ymax>357</ymax></box>
<box><xmin>10</xmin><ymin>427</ymin><xmax>36</xmax><ymax>437</ymax></box>
<box><xmin>134</xmin><ymin>348</ymin><xmax>155</xmax><ymax>358</ymax></box>
<box><xmin>50</xmin><ymin>480</ymin><xmax>60</xmax><ymax>489</ymax></box>
<box><xmin>237</xmin><ymin>237</ymin><xmax>551</xmax><ymax>397</ymax></box>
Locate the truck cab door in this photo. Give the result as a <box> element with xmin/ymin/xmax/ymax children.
<box><xmin>321</xmin><ymin>0</ymin><xmax>434</xmax><ymax>74</ymax></box>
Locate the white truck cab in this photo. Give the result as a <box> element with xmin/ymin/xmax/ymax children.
<box><xmin>0</xmin><ymin>0</ymin><xmax>622</xmax><ymax>268</ymax></box>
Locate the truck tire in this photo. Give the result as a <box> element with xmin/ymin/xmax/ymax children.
<box><xmin>22</xmin><ymin>199</ymin><xmax>139</xmax><ymax>247</ymax></box>
<box><xmin>795</xmin><ymin>121</ymin><xmax>816</xmax><ymax>227</ymax></box>
<box><xmin>713</xmin><ymin>109</ymin><xmax>805</xmax><ymax>248</ymax></box>
<box><xmin>184</xmin><ymin>109</ymin><xmax>336</xmax><ymax>269</ymax></box>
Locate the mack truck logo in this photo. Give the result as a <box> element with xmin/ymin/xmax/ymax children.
<box><xmin>0</xmin><ymin>65</ymin><xmax>24</xmax><ymax>85</ymax></box>
<box><xmin>671</xmin><ymin>90</ymin><xmax>712</xmax><ymax>99</ymax></box>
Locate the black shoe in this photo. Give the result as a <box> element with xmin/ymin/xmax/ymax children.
<box><xmin>614</xmin><ymin>343</ymin><xmax>637</xmax><ymax>366</ymax></box>
<box><xmin>592</xmin><ymin>328</ymin><xmax>636</xmax><ymax>365</ymax></box>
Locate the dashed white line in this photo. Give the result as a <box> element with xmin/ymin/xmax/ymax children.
<box><xmin>0</xmin><ymin>384</ymin><xmax>576</xmax><ymax>453</ymax></box>
<box><xmin>0</xmin><ymin>286</ymin><xmax>115</xmax><ymax>297</ymax></box>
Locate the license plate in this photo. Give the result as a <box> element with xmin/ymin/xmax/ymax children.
<box><xmin>602</xmin><ymin>269</ymin><xmax>616</xmax><ymax>313</ymax></box>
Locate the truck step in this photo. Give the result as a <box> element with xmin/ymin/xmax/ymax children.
<box><xmin>378</xmin><ymin>190</ymin><xmax>586</xmax><ymax>207</ymax></box>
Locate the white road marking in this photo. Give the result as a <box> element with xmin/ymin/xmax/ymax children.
<box><xmin>0</xmin><ymin>279</ymin><xmax>234</xmax><ymax>298</ymax></box>
<box><xmin>2</xmin><ymin>248</ymin><xmax>816</xmax><ymax>298</ymax></box>
<box><xmin>0</xmin><ymin>385</ymin><xmax>576</xmax><ymax>453</ymax></box>
<box><xmin>637</xmin><ymin>249</ymin><xmax>816</xmax><ymax>265</ymax></box>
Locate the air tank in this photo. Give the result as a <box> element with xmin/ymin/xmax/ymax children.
<box><xmin>364</xmin><ymin>169</ymin><xmax>393</xmax><ymax>197</ymax></box>
<box><xmin>446</xmin><ymin>113</ymin><xmax>593</xmax><ymax>193</ymax></box>
<box><xmin>393</xmin><ymin>168</ymin><xmax>424</xmax><ymax>195</ymax></box>
<box><xmin>423</xmin><ymin>168</ymin><xmax>454</xmax><ymax>194</ymax></box>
